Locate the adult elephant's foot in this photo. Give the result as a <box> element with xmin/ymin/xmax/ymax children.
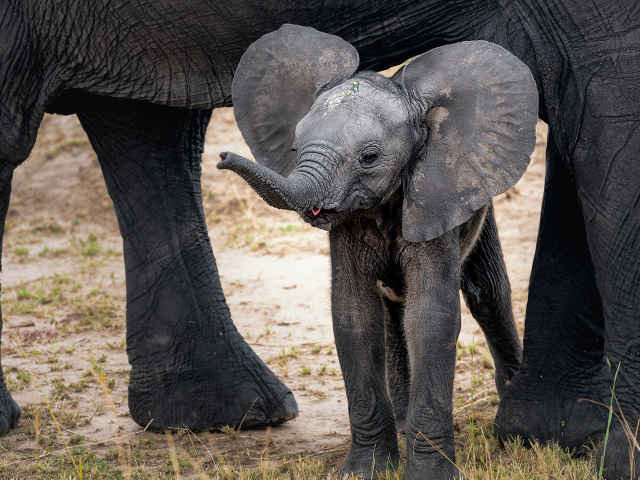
<box><xmin>494</xmin><ymin>364</ymin><xmax>611</xmax><ymax>451</ymax></box>
<box><xmin>599</xmin><ymin>425</ymin><xmax>640</xmax><ymax>480</ymax></box>
<box><xmin>128</xmin><ymin>326</ymin><xmax>297</xmax><ymax>432</ymax></box>
<box><xmin>0</xmin><ymin>385</ymin><xmax>20</xmax><ymax>435</ymax></box>
<box><xmin>340</xmin><ymin>427</ymin><xmax>399</xmax><ymax>479</ymax></box>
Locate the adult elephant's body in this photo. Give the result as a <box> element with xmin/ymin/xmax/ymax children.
<box><xmin>494</xmin><ymin>4</ymin><xmax>640</xmax><ymax>478</ymax></box>
<box><xmin>0</xmin><ymin>1</ymin><xmax>638</xmax><ymax>477</ymax></box>
<box><xmin>2</xmin><ymin>0</ymin><xmax>475</xmax><ymax>161</ymax></box>
<box><xmin>0</xmin><ymin>0</ymin><xmax>500</xmax><ymax>435</ymax></box>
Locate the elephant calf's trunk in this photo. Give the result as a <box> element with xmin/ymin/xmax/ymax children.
<box><xmin>217</xmin><ymin>152</ymin><xmax>309</xmax><ymax>211</ymax></box>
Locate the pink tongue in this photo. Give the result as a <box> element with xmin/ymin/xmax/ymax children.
<box><xmin>311</xmin><ymin>207</ymin><xmax>322</xmax><ymax>216</ymax></box>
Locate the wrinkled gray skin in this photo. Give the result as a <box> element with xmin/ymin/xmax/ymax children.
<box><xmin>0</xmin><ymin>0</ymin><xmax>531</xmax><ymax>442</ymax></box>
<box><xmin>4</xmin><ymin>1</ymin><xmax>638</xmax><ymax>476</ymax></box>
<box><xmin>220</xmin><ymin>70</ymin><xmax>527</xmax><ymax>479</ymax></box>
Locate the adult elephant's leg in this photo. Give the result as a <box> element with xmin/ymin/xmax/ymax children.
<box><xmin>77</xmin><ymin>97</ymin><xmax>297</xmax><ymax>431</ymax></box>
<box><xmin>461</xmin><ymin>204</ymin><xmax>522</xmax><ymax>398</ymax></box>
<box><xmin>495</xmin><ymin>135</ymin><xmax>610</xmax><ymax>450</ymax></box>
<box><xmin>330</xmin><ymin>229</ymin><xmax>399</xmax><ymax>478</ymax></box>
<box><xmin>571</xmin><ymin>119</ymin><xmax>640</xmax><ymax>479</ymax></box>
<box><xmin>0</xmin><ymin>165</ymin><xmax>20</xmax><ymax>434</ymax></box>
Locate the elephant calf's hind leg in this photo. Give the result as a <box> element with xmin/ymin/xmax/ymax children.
<box><xmin>461</xmin><ymin>204</ymin><xmax>522</xmax><ymax>398</ymax></box>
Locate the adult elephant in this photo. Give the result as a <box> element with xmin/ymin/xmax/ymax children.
<box><xmin>0</xmin><ymin>0</ymin><xmax>504</xmax><ymax>435</ymax></box>
<box><xmin>0</xmin><ymin>1</ymin><xmax>638</xmax><ymax>477</ymax></box>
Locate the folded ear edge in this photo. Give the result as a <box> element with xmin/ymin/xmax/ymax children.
<box><xmin>232</xmin><ymin>24</ymin><xmax>360</xmax><ymax>177</ymax></box>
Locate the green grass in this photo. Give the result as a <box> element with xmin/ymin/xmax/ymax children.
<box><xmin>43</xmin><ymin>138</ymin><xmax>90</xmax><ymax>160</ymax></box>
<box><xmin>599</xmin><ymin>361</ymin><xmax>621</xmax><ymax>480</ymax></box>
<box><xmin>39</xmin><ymin>246</ymin><xmax>70</xmax><ymax>257</ymax></box>
<box><xmin>78</xmin><ymin>233</ymin><xmax>101</xmax><ymax>257</ymax></box>
<box><xmin>278</xmin><ymin>224</ymin><xmax>301</xmax><ymax>233</ymax></box>
<box><xmin>31</xmin><ymin>222</ymin><xmax>65</xmax><ymax>234</ymax></box>
<box><xmin>268</xmin><ymin>347</ymin><xmax>298</xmax><ymax>367</ymax></box>
<box><xmin>5</xmin><ymin>367</ymin><xmax>32</xmax><ymax>391</ymax></box>
<box><xmin>2</xmin><ymin>274</ymin><xmax>120</xmax><ymax>330</ymax></box>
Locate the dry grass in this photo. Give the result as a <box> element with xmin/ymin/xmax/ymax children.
<box><xmin>0</xmin><ymin>413</ymin><xmax>600</xmax><ymax>479</ymax></box>
<box><xmin>0</xmin><ymin>347</ymin><xmax>606</xmax><ymax>479</ymax></box>
<box><xmin>0</xmin><ymin>108</ymin><xmax>632</xmax><ymax>479</ymax></box>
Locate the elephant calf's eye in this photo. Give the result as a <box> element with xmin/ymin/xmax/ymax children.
<box><xmin>360</xmin><ymin>147</ymin><xmax>381</xmax><ymax>165</ymax></box>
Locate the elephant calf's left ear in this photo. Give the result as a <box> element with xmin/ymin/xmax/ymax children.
<box><xmin>232</xmin><ymin>24</ymin><xmax>359</xmax><ymax>177</ymax></box>
<box><xmin>400</xmin><ymin>41</ymin><xmax>538</xmax><ymax>243</ymax></box>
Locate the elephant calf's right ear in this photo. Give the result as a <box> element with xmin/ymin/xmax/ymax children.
<box><xmin>232</xmin><ymin>24</ymin><xmax>360</xmax><ymax>177</ymax></box>
<box><xmin>400</xmin><ymin>41</ymin><xmax>538</xmax><ymax>243</ymax></box>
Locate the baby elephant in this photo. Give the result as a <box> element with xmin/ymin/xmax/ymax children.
<box><xmin>219</xmin><ymin>25</ymin><xmax>538</xmax><ymax>480</ymax></box>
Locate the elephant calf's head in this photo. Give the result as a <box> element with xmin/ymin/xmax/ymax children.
<box><xmin>219</xmin><ymin>24</ymin><xmax>538</xmax><ymax>242</ymax></box>
<box><xmin>287</xmin><ymin>72</ymin><xmax>420</xmax><ymax>228</ymax></box>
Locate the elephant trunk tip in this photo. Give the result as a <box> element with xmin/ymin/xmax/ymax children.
<box><xmin>215</xmin><ymin>150</ymin><xmax>307</xmax><ymax>212</ymax></box>
<box><xmin>217</xmin><ymin>151</ymin><xmax>243</xmax><ymax>170</ymax></box>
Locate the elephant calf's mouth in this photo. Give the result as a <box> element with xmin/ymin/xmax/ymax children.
<box><xmin>302</xmin><ymin>207</ymin><xmax>341</xmax><ymax>230</ymax></box>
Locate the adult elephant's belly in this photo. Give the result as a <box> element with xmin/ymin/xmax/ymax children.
<box><xmin>40</xmin><ymin>0</ymin><xmax>453</xmax><ymax>115</ymax></box>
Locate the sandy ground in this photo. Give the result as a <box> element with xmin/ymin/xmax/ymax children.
<box><xmin>0</xmin><ymin>107</ymin><xmax>547</xmax><ymax>474</ymax></box>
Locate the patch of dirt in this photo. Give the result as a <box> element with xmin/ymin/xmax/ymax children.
<box><xmin>0</xmin><ymin>107</ymin><xmax>547</xmax><ymax>475</ymax></box>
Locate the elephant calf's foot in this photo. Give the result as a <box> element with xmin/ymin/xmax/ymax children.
<box><xmin>599</xmin><ymin>424</ymin><xmax>640</xmax><ymax>480</ymax></box>
<box><xmin>494</xmin><ymin>361</ymin><xmax>520</xmax><ymax>400</ymax></box>
<box><xmin>128</xmin><ymin>345</ymin><xmax>298</xmax><ymax>432</ymax></box>
<box><xmin>403</xmin><ymin>460</ymin><xmax>459</xmax><ymax>480</ymax></box>
<box><xmin>0</xmin><ymin>388</ymin><xmax>20</xmax><ymax>435</ymax></box>
<box><xmin>495</xmin><ymin>366</ymin><xmax>610</xmax><ymax>451</ymax></box>
<box><xmin>340</xmin><ymin>430</ymin><xmax>399</xmax><ymax>479</ymax></box>
<box><xmin>403</xmin><ymin>430</ymin><xmax>459</xmax><ymax>480</ymax></box>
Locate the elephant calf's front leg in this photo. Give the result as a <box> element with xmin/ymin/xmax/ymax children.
<box><xmin>330</xmin><ymin>230</ymin><xmax>399</xmax><ymax>478</ymax></box>
<box><xmin>402</xmin><ymin>231</ymin><xmax>461</xmax><ymax>480</ymax></box>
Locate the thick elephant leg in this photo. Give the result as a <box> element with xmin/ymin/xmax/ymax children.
<box><xmin>77</xmin><ymin>97</ymin><xmax>297</xmax><ymax>431</ymax></box>
<box><xmin>0</xmin><ymin>165</ymin><xmax>20</xmax><ymax>435</ymax></box>
<box><xmin>381</xmin><ymin>295</ymin><xmax>410</xmax><ymax>433</ymax></box>
<box><xmin>495</xmin><ymin>135</ymin><xmax>610</xmax><ymax>450</ymax></box>
<box><xmin>0</xmin><ymin>9</ymin><xmax>43</xmax><ymax>430</ymax></box>
<box><xmin>461</xmin><ymin>203</ymin><xmax>522</xmax><ymax>398</ymax></box>
<box><xmin>402</xmin><ymin>231</ymin><xmax>461</xmax><ymax>480</ymax></box>
<box><xmin>330</xmin><ymin>229</ymin><xmax>399</xmax><ymax>479</ymax></box>
<box><xmin>571</xmin><ymin>119</ymin><xmax>640</xmax><ymax>479</ymax></box>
